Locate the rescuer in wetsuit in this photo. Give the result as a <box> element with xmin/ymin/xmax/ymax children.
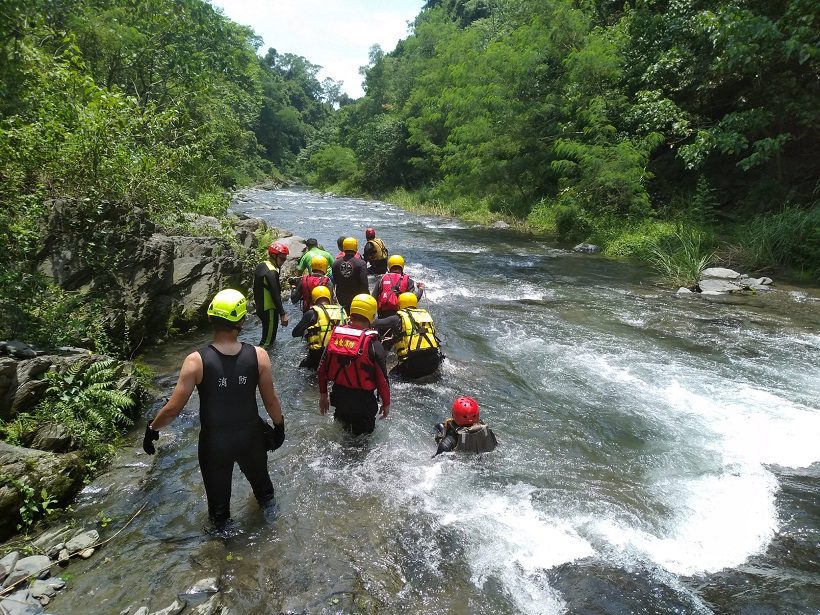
<box><xmin>434</xmin><ymin>396</ymin><xmax>497</xmax><ymax>457</ymax></box>
<box><xmin>291</xmin><ymin>285</ymin><xmax>347</xmax><ymax>369</ymax></box>
<box><xmin>317</xmin><ymin>293</ymin><xmax>390</xmax><ymax>435</ymax></box>
<box><xmin>290</xmin><ymin>255</ymin><xmax>334</xmax><ymax>313</ymax></box>
<box><xmin>332</xmin><ymin>237</ymin><xmax>369</xmax><ymax>314</ymax></box>
<box><xmin>372</xmin><ymin>254</ymin><xmax>425</xmax><ymax>319</ymax></box>
<box><xmin>253</xmin><ymin>242</ymin><xmax>289</xmax><ymax>347</ymax></box>
<box><xmin>143</xmin><ymin>289</ymin><xmax>286</xmax><ymax>530</ymax></box>
<box><xmin>362</xmin><ymin>227</ymin><xmax>389</xmax><ymax>275</ymax></box>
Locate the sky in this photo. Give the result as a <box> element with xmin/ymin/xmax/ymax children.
<box><xmin>210</xmin><ymin>0</ymin><xmax>426</xmax><ymax>99</ymax></box>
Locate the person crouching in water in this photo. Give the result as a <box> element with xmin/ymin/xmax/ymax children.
<box><xmin>317</xmin><ymin>294</ymin><xmax>391</xmax><ymax>435</ymax></box>
<box><xmin>143</xmin><ymin>289</ymin><xmax>285</xmax><ymax>531</ymax></box>
<box><xmin>434</xmin><ymin>396</ymin><xmax>497</xmax><ymax>456</ymax></box>
<box><xmin>376</xmin><ymin>291</ymin><xmax>443</xmax><ymax>379</ymax></box>
<box><xmin>372</xmin><ymin>254</ymin><xmax>424</xmax><ymax>319</ymax></box>
<box><xmin>291</xmin><ymin>285</ymin><xmax>347</xmax><ymax>369</ymax></box>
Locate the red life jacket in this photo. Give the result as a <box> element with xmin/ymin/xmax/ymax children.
<box><xmin>377</xmin><ymin>273</ymin><xmax>410</xmax><ymax>311</ymax></box>
<box><xmin>323</xmin><ymin>326</ymin><xmax>379</xmax><ymax>391</ymax></box>
<box><xmin>336</xmin><ymin>251</ymin><xmax>362</xmax><ymax>259</ymax></box>
<box><xmin>301</xmin><ymin>274</ymin><xmax>330</xmax><ymax>312</ymax></box>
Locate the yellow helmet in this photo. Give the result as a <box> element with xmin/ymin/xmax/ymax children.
<box><xmin>349</xmin><ymin>293</ymin><xmax>377</xmax><ymax>323</ymax></box>
<box><xmin>207</xmin><ymin>289</ymin><xmax>247</xmax><ymax>322</ymax></box>
<box><xmin>342</xmin><ymin>236</ymin><xmax>358</xmax><ymax>252</ymax></box>
<box><xmin>311</xmin><ymin>255</ymin><xmax>328</xmax><ymax>273</ymax></box>
<box><xmin>387</xmin><ymin>254</ymin><xmax>405</xmax><ymax>271</ymax></box>
<box><xmin>311</xmin><ymin>285</ymin><xmax>331</xmax><ymax>303</ymax></box>
<box><xmin>398</xmin><ymin>292</ymin><xmax>418</xmax><ymax>310</ymax></box>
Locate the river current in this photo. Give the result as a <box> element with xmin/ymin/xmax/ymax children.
<box><xmin>50</xmin><ymin>190</ymin><xmax>820</xmax><ymax>613</ymax></box>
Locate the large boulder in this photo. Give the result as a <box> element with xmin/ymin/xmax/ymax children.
<box><xmin>701</xmin><ymin>267</ymin><xmax>742</xmax><ymax>280</ymax></box>
<box><xmin>0</xmin><ymin>443</ymin><xmax>84</xmax><ymax>540</ymax></box>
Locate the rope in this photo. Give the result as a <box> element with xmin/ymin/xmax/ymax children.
<box><xmin>0</xmin><ymin>500</ymin><xmax>149</xmax><ymax>598</ymax></box>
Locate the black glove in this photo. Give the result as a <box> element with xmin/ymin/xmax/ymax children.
<box><xmin>260</xmin><ymin>417</ymin><xmax>285</xmax><ymax>451</ymax></box>
<box><xmin>143</xmin><ymin>421</ymin><xmax>159</xmax><ymax>454</ymax></box>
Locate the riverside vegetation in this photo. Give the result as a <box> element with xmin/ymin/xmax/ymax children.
<box><xmin>0</xmin><ymin>0</ymin><xmax>336</xmax><ymax>536</ymax></box>
<box><xmin>302</xmin><ymin>0</ymin><xmax>819</xmax><ymax>286</ymax></box>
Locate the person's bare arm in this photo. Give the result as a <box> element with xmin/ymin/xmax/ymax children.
<box><xmin>256</xmin><ymin>347</ymin><xmax>284</xmax><ymax>425</ymax></box>
<box><xmin>149</xmin><ymin>352</ymin><xmax>202</xmax><ymax>430</ymax></box>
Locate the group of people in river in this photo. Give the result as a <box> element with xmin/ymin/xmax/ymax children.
<box><xmin>143</xmin><ymin>227</ymin><xmax>496</xmax><ymax>531</ymax></box>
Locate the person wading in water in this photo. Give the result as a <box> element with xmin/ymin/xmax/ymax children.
<box><xmin>143</xmin><ymin>289</ymin><xmax>285</xmax><ymax>531</ymax></box>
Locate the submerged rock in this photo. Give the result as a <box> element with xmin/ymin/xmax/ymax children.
<box><xmin>573</xmin><ymin>243</ymin><xmax>601</xmax><ymax>254</ymax></box>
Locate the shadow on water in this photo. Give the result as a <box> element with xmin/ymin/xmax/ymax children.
<box><xmin>42</xmin><ymin>189</ymin><xmax>820</xmax><ymax>614</ymax></box>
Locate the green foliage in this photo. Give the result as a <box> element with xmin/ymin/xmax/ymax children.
<box><xmin>306</xmin><ymin>145</ymin><xmax>360</xmax><ymax>189</ymax></box>
<box><xmin>25</xmin><ymin>359</ymin><xmax>138</xmax><ymax>464</ymax></box>
<box><xmin>649</xmin><ymin>229</ymin><xmax>717</xmax><ymax>288</ymax></box>
<box><xmin>0</xmin><ymin>475</ymin><xmax>58</xmax><ymax>534</ymax></box>
<box><xmin>731</xmin><ymin>206</ymin><xmax>820</xmax><ymax>279</ymax></box>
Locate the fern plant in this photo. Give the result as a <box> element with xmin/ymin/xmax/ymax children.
<box><xmin>39</xmin><ymin>359</ymin><xmax>136</xmax><ymax>460</ymax></box>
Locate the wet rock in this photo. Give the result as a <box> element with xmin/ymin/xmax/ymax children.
<box><xmin>677</xmin><ymin>287</ymin><xmax>693</xmax><ymax>294</ymax></box>
<box><xmin>0</xmin><ymin>444</ymin><xmax>84</xmax><ymax>540</ymax></box>
<box><xmin>750</xmin><ymin>284</ymin><xmax>772</xmax><ymax>291</ymax></box>
<box><xmin>0</xmin><ymin>342</ymin><xmax>37</xmax><ymax>360</ymax></box>
<box><xmin>0</xmin><ymin>589</ymin><xmax>43</xmax><ymax>615</ymax></box>
<box><xmin>57</xmin><ymin>550</ymin><xmax>69</xmax><ymax>566</ymax></box>
<box><xmin>30</xmin><ymin>525</ymin><xmax>73</xmax><ymax>552</ymax></box>
<box><xmin>28</xmin><ymin>423</ymin><xmax>74</xmax><ymax>453</ymax></box>
<box><xmin>701</xmin><ymin>267</ymin><xmax>742</xmax><ymax>279</ymax></box>
<box><xmin>0</xmin><ymin>552</ymin><xmax>19</xmax><ymax>584</ymax></box>
<box><xmin>148</xmin><ymin>599</ymin><xmax>185</xmax><ymax>615</ymax></box>
<box><xmin>65</xmin><ymin>529</ymin><xmax>99</xmax><ymax>553</ymax></box>
<box><xmin>133</xmin><ymin>608</ymin><xmax>149</xmax><ymax>615</ymax></box>
<box><xmin>79</xmin><ymin>548</ymin><xmax>95</xmax><ymax>559</ymax></box>
<box><xmin>491</xmin><ymin>220</ymin><xmax>510</xmax><ymax>229</ymax></box>
<box><xmin>182</xmin><ymin>577</ymin><xmax>219</xmax><ymax>597</ymax></box>
<box><xmin>2</xmin><ymin>555</ymin><xmax>52</xmax><ymax>589</ymax></box>
<box><xmin>28</xmin><ymin>580</ymin><xmax>57</xmax><ymax>599</ymax></box>
<box><xmin>573</xmin><ymin>243</ymin><xmax>601</xmax><ymax>254</ymax></box>
<box><xmin>698</xmin><ymin>278</ymin><xmax>742</xmax><ymax>294</ymax></box>
<box><xmin>189</xmin><ymin>594</ymin><xmax>222</xmax><ymax>615</ymax></box>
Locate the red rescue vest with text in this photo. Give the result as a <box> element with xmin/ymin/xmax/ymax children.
<box><xmin>377</xmin><ymin>273</ymin><xmax>409</xmax><ymax>311</ymax></box>
<box><xmin>301</xmin><ymin>274</ymin><xmax>330</xmax><ymax>311</ymax></box>
<box><xmin>324</xmin><ymin>326</ymin><xmax>379</xmax><ymax>391</ymax></box>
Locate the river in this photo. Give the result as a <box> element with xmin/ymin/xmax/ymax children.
<box><xmin>50</xmin><ymin>189</ymin><xmax>820</xmax><ymax>614</ymax></box>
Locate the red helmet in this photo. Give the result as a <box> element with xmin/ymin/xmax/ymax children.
<box><xmin>268</xmin><ymin>242</ymin><xmax>289</xmax><ymax>256</ymax></box>
<box><xmin>452</xmin><ymin>396</ymin><xmax>480</xmax><ymax>427</ymax></box>
<box><xmin>365</xmin><ymin>227</ymin><xmax>376</xmax><ymax>240</ymax></box>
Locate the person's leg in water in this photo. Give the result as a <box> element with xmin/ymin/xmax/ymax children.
<box><xmin>260</xmin><ymin>310</ymin><xmax>279</xmax><ymax>347</ymax></box>
<box><xmin>236</xmin><ymin>431</ymin><xmax>275</xmax><ymax>512</ymax></box>
<box><xmin>331</xmin><ymin>387</ymin><xmax>378</xmax><ymax>435</ymax></box>
<box><xmin>198</xmin><ymin>433</ymin><xmax>235</xmax><ymax>529</ymax></box>
<box><xmin>299</xmin><ymin>348</ymin><xmax>323</xmax><ymax>369</ymax></box>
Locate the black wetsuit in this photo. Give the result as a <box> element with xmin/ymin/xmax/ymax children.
<box><xmin>253</xmin><ymin>261</ymin><xmax>285</xmax><ymax>347</ymax></box>
<box><xmin>291</xmin><ymin>309</ymin><xmax>323</xmax><ymax>369</ymax></box>
<box><xmin>331</xmin><ymin>254</ymin><xmax>369</xmax><ymax>313</ymax></box>
<box><xmin>196</xmin><ymin>344</ymin><xmax>273</xmax><ymax>525</ymax></box>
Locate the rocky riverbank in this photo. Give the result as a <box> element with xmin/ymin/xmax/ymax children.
<box><xmin>1</xmin><ymin>203</ymin><xmax>307</xmax><ymax>544</ymax></box>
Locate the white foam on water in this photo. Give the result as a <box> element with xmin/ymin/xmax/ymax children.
<box><xmin>433</xmin><ymin>482</ymin><xmax>590</xmax><ymax>614</ymax></box>
<box><xmin>591</xmin><ymin>467</ymin><xmax>778</xmax><ymax>576</ymax></box>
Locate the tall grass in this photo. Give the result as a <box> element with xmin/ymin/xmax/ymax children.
<box><xmin>731</xmin><ymin>206</ymin><xmax>820</xmax><ymax>280</ymax></box>
<box><xmin>649</xmin><ymin>229</ymin><xmax>716</xmax><ymax>288</ymax></box>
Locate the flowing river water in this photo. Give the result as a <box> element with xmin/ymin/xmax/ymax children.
<box><xmin>50</xmin><ymin>190</ymin><xmax>819</xmax><ymax>614</ymax></box>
